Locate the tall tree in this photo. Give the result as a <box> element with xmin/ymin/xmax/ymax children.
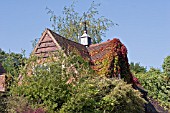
<box><xmin>162</xmin><ymin>56</ymin><xmax>170</xmax><ymax>78</ymax></box>
<box><xmin>0</xmin><ymin>49</ymin><xmax>26</xmax><ymax>85</ymax></box>
<box><xmin>130</xmin><ymin>62</ymin><xmax>147</xmax><ymax>74</ymax></box>
<box><xmin>0</xmin><ymin>50</ymin><xmax>25</xmax><ymax>74</ymax></box>
<box><xmin>47</xmin><ymin>1</ymin><xmax>117</xmax><ymax>44</ymax></box>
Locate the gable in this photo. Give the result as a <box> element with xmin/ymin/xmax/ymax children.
<box><xmin>33</xmin><ymin>29</ymin><xmax>61</xmax><ymax>58</ymax></box>
<box><xmin>32</xmin><ymin>29</ymin><xmax>90</xmax><ymax>61</ymax></box>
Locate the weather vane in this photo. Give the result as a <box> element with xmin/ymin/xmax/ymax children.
<box><xmin>83</xmin><ymin>21</ymin><xmax>87</xmax><ymax>33</ymax></box>
<box><xmin>83</xmin><ymin>12</ymin><xmax>87</xmax><ymax>33</ymax></box>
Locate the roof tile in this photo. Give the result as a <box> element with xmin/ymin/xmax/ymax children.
<box><xmin>48</xmin><ymin>29</ymin><xmax>91</xmax><ymax>61</ymax></box>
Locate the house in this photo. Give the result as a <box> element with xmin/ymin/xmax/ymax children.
<box><xmin>0</xmin><ymin>63</ymin><xmax>5</xmax><ymax>92</ymax></box>
<box><xmin>32</xmin><ymin>28</ymin><xmax>137</xmax><ymax>84</ymax></box>
<box><xmin>28</xmin><ymin>28</ymin><xmax>169</xmax><ymax>113</ymax></box>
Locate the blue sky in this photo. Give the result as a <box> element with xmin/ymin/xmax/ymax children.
<box><xmin>0</xmin><ymin>0</ymin><xmax>170</xmax><ymax>69</ymax></box>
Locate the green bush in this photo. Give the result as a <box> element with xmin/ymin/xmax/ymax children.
<box><xmin>60</xmin><ymin>77</ymin><xmax>146</xmax><ymax>113</ymax></box>
<box><xmin>135</xmin><ymin>72</ymin><xmax>170</xmax><ymax>110</ymax></box>
<box><xmin>10</xmin><ymin>52</ymin><xmax>93</xmax><ymax>112</ymax></box>
<box><xmin>6</xmin><ymin>95</ymin><xmax>45</xmax><ymax>113</ymax></box>
<box><xmin>6</xmin><ymin>95</ymin><xmax>30</xmax><ymax>113</ymax></box>
<box><xmin>9</xmin><ymin>52</ymin><xmax>145</xmax><ymax>112</ymax></box>
<box><xmin>0</xmin><ymin>50</ymin><xmax>26</xmax><ymax>92</ymax></box>
<box><xmin>0</xmin><ymin>92</ymin><xmax>7</xmax><ymax>113</ymax></box>
<box><xmin>162</xmin><ymin>56</ymin><xmax>170</xmax><ymax>78</ymax></box>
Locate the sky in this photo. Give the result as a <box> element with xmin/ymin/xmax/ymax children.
<box><xmin>0</xmin><ymin>0</ymin><xmax>170</xmax><ymax>69</ymax></box>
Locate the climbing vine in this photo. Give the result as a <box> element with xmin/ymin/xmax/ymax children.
<box><xmin>90</xmin><ymin>38</ymin><xmax>132</xmax><ymax>83</ymax></box>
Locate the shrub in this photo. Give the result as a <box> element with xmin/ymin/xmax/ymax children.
<box><xmin>9</xmin><ymin>52</ymin><xmax>146</xmax><ymax>112</ymax></box>
<box><xmin>60</xmin><ymin>77</ymin><xmax>146</xmax><ymax>113</ymax></box>
<box><xmin>7</xmin><ymin>95</ymin><xmax>31</xmax><ymax>113</ymax></box>
<box><xmin>6</xmin><ymin>95</ymin><xmax>45</xmax><ymax>113</ymax></box>
<box><xmin>135</xmin><ymin>72</ymin><xmax>170</xmax><ymax>110</ymax></box>
<box><xmin>10</xmin><ymin>52</ymin><xmax>93</xmax><ymax>112</ymax></box>
<box><xmin>0</xmin><ymin>92</ymin><xmax>7</xmax><ymax>113</ymax></box>
<box><xmin>162</xmin><ymin>56</ymin><xmax>170</xmax><ymax>78</ymax></box>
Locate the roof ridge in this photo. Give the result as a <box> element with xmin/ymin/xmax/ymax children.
<box><xmin>89</xmin><ymin>39</ymin><xmax>112</xmax><ymax>47</ymax></box>
<box><xmin>47</xmin><ymin>28</ymin><xmax>86</xmax><ymax>47</ymax></box>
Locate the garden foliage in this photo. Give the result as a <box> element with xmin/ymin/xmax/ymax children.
<box><xmin>135</xmin><ymin>69</ymin><xmax>170</xmax><ymax>110</ymax></box>
<box><xmin>130</xmin><ymin>62</ymin><xmax>147</xmax><ymax>74</ymax></box>
<box><xmin>0</xmin><ymin>49</ymin><xmax>26</xmax><ymax>91</ymax></box>
<box><xmin>8</xmin><ymin>51</ymin><xmax>145</xmax><ymax>113</ymax></box>
<box><xmin>60</xmin><ymin>77</ymin><xmax>145</xmax><ymax>113</ymax></box>
<box><xmin>0</xmin><ymin>92</ymin><xmax>7</xmax><ymax>112</ymax></box>
<box><xmin>162</xmin><ymin>56</ymin><xmax>170</xmax><ymax>78</ymax></box>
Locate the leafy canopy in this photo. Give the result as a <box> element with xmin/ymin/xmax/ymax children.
<box><xmin>162</xmin><ymin>55</ymin><xmax>170</xmax><ymax>78</ymax></box>
<box><xmin>130</xmin><ymin>62</ymin><xmax>147</xmax><ymax>74</ymax></box>
<box><xmin>47</xmin><ymin>1</ymin><xmax>117</xmax><ymax>44</ymax></box>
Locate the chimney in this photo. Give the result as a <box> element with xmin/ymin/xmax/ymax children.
<box><xmin>80</xmin><ymin>21</ymin><xmax>91</xmax><ymax>47</ymax></box>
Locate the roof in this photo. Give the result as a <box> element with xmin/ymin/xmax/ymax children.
<box><xmin>88</xmin><ymin>40</ymin><xmax>112</xmax><ymax>62</ymax></box>
<box><xmin>88</xmin><ymin>38</ymin><xmax>127</xmax><ymax>62</ymax></box>
<box><xmin>87</xmin><ymin>38</ymin><xmax>130</xmax><ymax>80</ymax></box>
<box><xmin>48</xmin><ymin>29</ymin><xmax>90</xmax><ymax>61</ymax></box>
<box><xmin>32</xmin><ymin>29</ymin><xmax>129</xmax><ymax>76</ymax></box>
<box><xmin>33</xmin><ymin>29</ymin><xmax>90</xmax><ymax>61</ymax></box>
<box><xmin>32</xmin><ymin>29</ymin><xmax>132</xmax><ymax>81</ymax></box>
<box><xmin>0</xmin><ymin>63</ymin><xmax>5</xmax><ymax>75</ymax></box>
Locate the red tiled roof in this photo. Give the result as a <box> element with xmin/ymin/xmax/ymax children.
<box><xmin>87</xmin><ymin>38</ymin><xmax>131</xmax><ymax>79</ymax></box>
<box><xmin>48</xmin><ymin>29</ymin><xmax>91</xmax><ymax>61</ymax></box>
<box><xmin>88</xmin><ymin>40</ymin><xmax>111</xmax><ymax>61</ymax></box>
<box><xmin>88</xmin><ymin>38</ymin><xmax>128</xmax><ymax>62</ymax></box>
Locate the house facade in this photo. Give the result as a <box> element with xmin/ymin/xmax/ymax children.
<box><xmin>27</xmin><ymin>28</ymin><xmax>168</xmax><ymax>113</ymax></box>
<box><xmin>32</xmin><ymin>28</ymin><xmax>136</xmax><ymax>84</ymax></box>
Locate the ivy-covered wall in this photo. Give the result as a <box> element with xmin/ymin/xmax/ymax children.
<box><xmin>89</xmin><ymin>38</ymin><xmax>132</xmax><ymax>83</ymax></box>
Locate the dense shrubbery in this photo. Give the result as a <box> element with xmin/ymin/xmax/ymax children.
<box><xmin>0</xmin><ymin>50</ymin><xmax>26</xmax><ymax>112</ymax></box>
<box><xmin>130</xmin><ymin>60</ymin><xmax>170</xmax><ymax>110</ymax></box>
<box><xmin>7</xmin><ymin>52</ymin><xmax>145</xmax><ymax>113</ymax></box>
<box><xmin>6</xmin><ymin>95</ymin><xmax>45</xmax><ymax>113</ymax></box>
<box><xmin>0</xmin><ymin>49</ymin><xmax>25</xmax><ymax>75</ymax></box>
<box><xmin>1</xmin><ymin>49</ymin><xmax>169</xmax><ymax>112</ymax></box>
<box><xmin>0</xmin><ymin>92</ymin><xmax>7</xmax><ymax>112</ymax></box>
<box><xmin>162</xmin><ymin>56</ymin><xmax>170</xmax><ymax>78</ymax></box>
<box><xmin>133</xmin><ymin>57</ymin><xmax>170</xmax><ymax>110</ymax></box>
<box><xmin>135</xmin><ymin>68</ymin><xmax>170</xmax><ymax>110</ymax></box>
<box><xmin>0</xmin><ymin>49</ymin><xmax>26</xmax><ymax>91</ymax></box>
<box><xmin>60</xmin><ymin>77</ymin><xmax>145</xmax><ymax>113</ymax></box>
